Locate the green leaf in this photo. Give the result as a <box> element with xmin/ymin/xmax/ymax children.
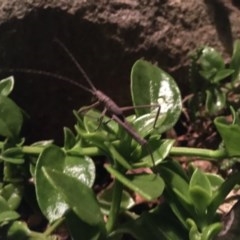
<box><xmin>212</xmin><ymin>69</ymin><xmax>234</xmax><ymax>83</ymax></box>
<box><xmin>201</xmin><ymin>222</ymin><xmax>222</xmax><ymax>240</ymax></box>
<box><xmin>199</xmin><ymin>47</ymin><xmax>225</xmax><ymax>72</ymax></box>
<box><xmin>0</xmin><ymin>183</ymin><xmax>23</xmax><ymax>210</ymax></box>
<box><xmin>159</xmin><ymin>159</ymin><xmax>189</xmax><ymax>181</ymax></box>
<box><xmin>1</xmin><ymin>147</ymin><xmax>25</xmax><ymax>164</ymax></box>
<box><xmin>7</xmin><ymin>221</ymin><xmax>31</xmax><ymax>240</ymax></box>
<box><xmin>205</xmin><ymin>173</ymin><xmax>224</xmax><ymax>192</ymax></box>
<box><xmin>42</xmin><ymin>167</ymin><xmax>105</xmax><ymax>227</ymax></box>
<box><xmin>187</xmin><ymin>219</ymin><xmax>202</xmax><ymax>240</ymax></box>
<box><xmin>3</xmin><ymin>162</ymin><xmax>24</xmax><ymax>183</ymax></box>
<box><xmin>199</xmin><ymin>69</ymin><xmax>217</xmax><ymax>81</ymax></box>
<box><xmin>36</xmin><ymin>146</ymin><xmax>67</xmax><ymax>222</ymax></box>
<box><xmin>84</xmin><ymin>109</ymin><xmax>118</xmax><ymax>137</ymax></box>
<box><xmin>205</xmin><ymin>89</ymin><xmax>226</xmax><ymax>115</ymax></box>
<box><xmin>105</xmin><ymin>165</ymin><xmax>164</xmax><ymax>201</ymax></box>
<box><xmin>106</xmin><ymin>143</ymin><xmax>132</xmax><ymax>170</ymax></box>
<box><xmin>129</xmin><ymin>174</ymin><xmax>165</xmax><ymax>200</ymax></box>
<box><xmin>230</xmin><ymin>39</ymin><xmax>240</xmax><ymax>82</ymax></box>
<box><xmin>153</xmin><ymin>139</ymin><xmax>175</xmax><ymax>164</ymax></box>
<box><xmin>159</xmin><ymin>167</ymin><xmax>191</xmax><ymax>205</ymax></box>
<box><xmin>158</xmin><ymin>166</ymin><xmax>196</xmax><ymax>226</ymax></box>
<box><xmin>0</xmin><ymin>210</ymin><xmax>19</xmax><ymax>223</ymax></box>
<box><xmin>131</xmin><ymin>60</ymin><xmax>182</xmax><ymax>134</ymax></box>
<box><xmin>189</xmin><ymin>169</ymin><xmax>212</xmax><ymax>197</ymax></box>
<box><xmin>230</xmin><ymin>106</ymin><xmax>240</xmax><ymax>125</ymax></box>
<box><xmin>0</xmin><ymin>156</ymin><xmax>24</xmax><ymax>164</ymax></box>
<box><xmin>0</xmin><ymin>76</ymin><xmax>14</xmax><ymax>96</ymax></box>
<box><xmin>189</xmin><ymin>169</ymin><xmax>212</xmax><ymax>214</ymax></box>
<box><xmin>137</xmin><ymin>139</ymin><xmax>175</xmax><ymax>167</ymax></box>
<box><xmin>189</xmin><ymin>186</ymin><xmax>212</xmax><ymax>215</ymax></box>
<box><xmin>0</xmin><ymin>196</ymin><xmax>10</xmax><ymax>212</ymax></box>
<box><xmin>83</xmin><ymin>109</ymin><xmax>110</xmax><ymax>133</ymax></box>
<box><xmin>131</xmin><ymin>112</ymin><xmax>166</xmax><ymax>137</ymax></box>
<box><xmin>36</xmin><ymin>145</ymin><xmax>95</xmax><ymax>222</ymax></box>
<box><xmin>66</xmin><ymin>211</ymin><xmax>106</xmax><ymax>240</ymax></box>
<box><xmin>31</xmin><ymin>140</ymin><xmax>53</xmax><ymax>147</ymax></box>
<box><xmin>63</xmin><ymin>155</ymin><xmax>95</xmax><ymax>187</ymax></box>
<box><xmin>208</xmin><ymin>172</ymin><xmax>240</xmax><ymax>218</ymax></box>
<box><xmin>214</xmin><ymin>116</ymin><xmax>240</xmax><ymax>156</ymax></box>
<box><xmin>98</xmin><ymin>185</ymin><xmax>135</xmax><ymax>214</ymax></box>
<box><xmin>187</xmin><ymin>218</ymin><xmax>222</xmax><ymax>240</ymax></box>
<box><xmin>0</xmin><ymin>95</ymin><xmax>23</xmax><ymax>138</ymax></box>
<box><xmin>63</xmin><ymin>127</ymin><xmax>76</xmax><ymax>150</ymax></box>
<box><xmin>117</xmin><ymin>203</ymin><xmax>187</xmax><ymax>240</ymax></box>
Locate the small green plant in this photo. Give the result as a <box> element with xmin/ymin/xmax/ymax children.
<box><xmin>188</xmin><ymin>40</ymin><xmax>240</xmax><ymax>116</ymax></box>
<box><xmin>0</xmin><ymin>41</ymin><xmax>240</xmax><ymax>239</ymax></box>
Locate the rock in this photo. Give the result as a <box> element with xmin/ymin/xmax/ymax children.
<box><xmin>0</xmin><ymin>0</ymin><xmax>239</xmax><ymax>143</ymax></box>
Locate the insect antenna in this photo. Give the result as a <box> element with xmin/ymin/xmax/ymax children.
<box><xmin>54</xmin><ymin>38</ymin><xmax>97</xmax><ymax>91</ymax></box>
<box><xmin>0</xmin><ymin>68</ymin><xmax>94</xmax><ymax>94</ymax></box>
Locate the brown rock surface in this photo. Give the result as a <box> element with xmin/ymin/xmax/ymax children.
<box><xmin>0</xmin><ymin>0</ymin><xmax>239</xmax><ymax>143</ymax></box>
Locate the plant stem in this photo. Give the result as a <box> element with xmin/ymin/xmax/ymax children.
<box><xmin>106</xmin><ymin>166</ymin><xmax>124</xmax><ymax>233</ymax></box>
<box><xmin>67</xmin><ymin>147</ymin><xmax>103</xmax><ymax>156</ymax></box>
<box><xmin>0</xmin><ymin>141</ymin><xmax>102</xmax><ymax>157</ymax></box>
<box><xmin>43</xmin><ymin>217</ymin><xmax>65</xmax><ymax>236</ymax></box>
<box><xmin>113</xmin><ymin>139</ymin><xmax>228</xmax><ymax>161</ymax></box>
<box><xmin>21</xmin><ymin>146</ymin><xmax>44</xmax><ymax>155</ymax></box>
<box><xmin>0</xmin><ymin>141</ymin><xmax>229</xmax><ymax>160</ymax></box>
<box><xmin>170</xmin><ymin>147</ymin><xmax>227</xmax><ymax>160</ymax></box>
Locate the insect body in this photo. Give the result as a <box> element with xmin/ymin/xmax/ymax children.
<box><xmin>2</xmin><ymin>39</ymin><xmax>159</xmax><ymax>165</ymax></box>
<box><xmin>93</xmin><ymin>90</ymin><xmax>124</xmax><ymax>118</ymax></box>
<box><xmin>82</xmin><ymin>87</ymin><xmax>149</xmax><ymax>149</ymax></box>
<box><xmin>88</xmin><ymin>88</ymin><xmax>149</xmax><ymax>146</ymax></box>
<box><xmin>54</xmin><ymin>39</ymin><xmax>156</xmax><ymax>151</ymax></box>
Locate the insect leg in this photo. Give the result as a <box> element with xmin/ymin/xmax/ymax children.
<box><xmin>153</xmin><ymin>105</ymin><xmax>161</xmax><ymax>129</ymax></box>
<box><xmin>120</xmin><ymin>103</ymin><xmax>161</xmax><ymax>129</ymax></box>
<box><xmin>96</xmin><ymin>107</ymin><xmax>107</xmax><ymax>130</ymax></box>
<box><xmin>112</xmin><ymin>115</ymin><xmax>155</xmax><ymax>166</ymax></box>
<box><xmin>78</xmin><ymin>100</ymin><xmax>100</xmax><ymax>114</ymax></box>
<box><xmin>120</xmin><ymin>103</ymin><xmax>160</xmax><ymax>112</ymax></box>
